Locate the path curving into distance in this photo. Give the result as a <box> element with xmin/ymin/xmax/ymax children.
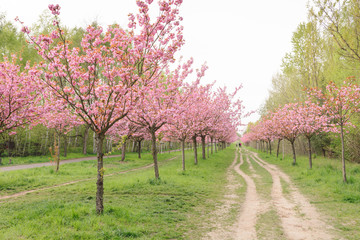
<box><xmin>205</xmin><ymin>148</ymin><xmax>338</xmax><ymax>240</ymax></box>
<box><xmin>233</xmin><ymin>150</ymin><xmax>260</xmax><ymax>239</ymax></box>
<box><xmin>247</xmin><ymin>149</ymin><xmax>335</xmax><ymax>240</ymax></box>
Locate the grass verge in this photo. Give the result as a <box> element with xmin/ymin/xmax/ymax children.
<box><xmin>0</xmin><ymin>147</ymin><xmax>235</xmax><ymax>239</ymax></box>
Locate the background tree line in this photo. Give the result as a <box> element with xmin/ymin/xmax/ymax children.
<box><xmin>257</xmin><ymin>0</ymin><xmax>360</xmax><ymax>162</ymax></box>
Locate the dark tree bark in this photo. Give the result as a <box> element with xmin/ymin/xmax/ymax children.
<box><xmin>121</xmin><ymin>139</ymin><xmax>127</xmax><ymax>162</ymax></box>
<box><xmin>181</xmin><ymin>139</ymin><xmax>185</xmax><ymax>171</ymax></box>
<box><xmin>192</xmin><ymin>135</ymin><xmax>198</xmax><ymax>165</ymax></box>
<box><xmin>150</xmin><ymin>130</ymin><xmax>160</xmax><ymax>179</ymax></box>
<box><xmin>96</xmin><ymin>133</ymin><xmax>105</xmax><ymax>214</ymax></box>
<box><xmin>201</xmin><ymin>135</ymin><xmax>206</xmax><ymax>160</ymax></box>
<box><xmin>207</xmin><ymin>137</ymin><xmax>209</xmax><ymax>158</ymax></box>
<box><xmin>268</xmin><ymin>140</ymin><xmax>272</xmax><ymax>155</ymax></box>
<box><xmin>210</xmin><ymin>136</ymin><xmax>213</xmax><ymax>154</ymax></box>
<box><xmin>291</xmin><ymin>140</ymin><xmax>296</xmax><ymax>165</ymax></box>
<box><xmin>56</xmin><ymin>134</ymin><xmax>60</xmax><ymax>172</ymax></box>
<box><xmin>307</xmin><ymin>137</ymin><xmax>312</xmax><ymax>169</ymax></box>
<box><xmin>340</xmin><ymin>123</ymin><xmax>347</xmax><ymax>182</ymax></box>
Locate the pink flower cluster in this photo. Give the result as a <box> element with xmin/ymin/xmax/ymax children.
<box><xmin>48</xmin><ymin>4</ymin><xmax>61</xmax><ymax>15</ymax></box>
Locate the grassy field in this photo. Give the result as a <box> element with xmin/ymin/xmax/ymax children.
<box><xmin>250</xmin><ymin>147</ymin><xmax>360</xmax><ymax>240</ymax></box>
<box><xmin>0</xmin><ymin>147</ymin><xmax>235</xmax><ymax>239</ymax></box>
<box><xmin>0</xmin><ymin>152</ymin><xmax>172</xmax><ymax>196</ymax></box>
<box><xmin>0</xmin><ymin>149</ymin><xmax>126</xmax><ymax>167</ymax></box>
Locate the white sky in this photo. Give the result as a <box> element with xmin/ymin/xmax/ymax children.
<box><xmin>1</xmin><ymin>0</ymin><xmax>309</xmax><ymax>131</ymax></box>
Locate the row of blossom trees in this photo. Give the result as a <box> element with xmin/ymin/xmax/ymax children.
<box><xmin>0</xmin><ymin>0</ymin><xmax>243</xmax><ymax>214</ymax></box>
<box><xmin>242</xmin><ymin>78</ymin><xmax>360</xmax><ymax>183</ymax></box>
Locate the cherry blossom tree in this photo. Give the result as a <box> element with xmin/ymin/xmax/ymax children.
<box><xmin>128</xmin><ymin>59</ymin><xmax>202</xmax><ymax>178</ymax></box>
<box><xmin>0</xmin><ymin>57</ymin><xmax>45</xmax><ymax>164</ymax></box>
<box><xmin>310</xmin><ymin>79</ymin><xmax>360</xmax><ymax>182</ymax></box>
<box><xmin>0</xmin><ymin>57</ymin><xmax>44</xmax><ymax>136</ymax></box>
<box><xmin>38</xmin><ymin>94</ymin><xmax>83</xmax><ymax>171</ymax></box>
<box><xmin>271</xmin><ymin>103</ymin><xmax>302</xmax><ymax>165</ymax></box>
<box><xmin>296</xmin><ymin>101</ymin><xmax>330</xmax><ymax>169</ymax></box>
<box><xmin>164</xmin><ymin>81</ymin><xmax>209</xmax><ymax>170</ymax></box>
<box><xmin>17</xmin><ymin>0</ymin><xmax>186</xmax><ymax>214</ymax></box>
<box><xmin>108</xmin><ymin>119</ymin><xmax>145</xmax><ymax>161</ymax></box>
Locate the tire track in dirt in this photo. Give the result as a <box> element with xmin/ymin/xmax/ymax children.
<box><xmin>247</xmin><ymin>149</ymin><xmax>336</xmax><ymax>240</ymax></box>
<box><xmin>0</xmin><ymin>157</ymin><xmax>177</xmax><ymax>202</ymax></box>
<box><xmin>233</xmin><ymin>149</ymin><xmax>260</xmax><ymax>240</ymax></box>
<box><xmin>205</xmin><ymin>148</ymin><xmax>242</xmax><ymax>239</ymax></box>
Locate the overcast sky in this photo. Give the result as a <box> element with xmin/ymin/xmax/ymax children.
<box><xmin>1</xmin><ymin>0</ymin><xmax>309</xmax><ymax>131</ymax></box>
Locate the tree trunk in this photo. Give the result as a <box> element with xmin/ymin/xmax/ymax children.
<box><xmin>121</xmin><ymin>139</ymin><xmax>127</xmax><ymax>161</ymax></box>
<box><xmin>276</xmin><ymin>139</ymin><xmax>281</xmax><ymax>158</ymax></box>
<box><xmin>56</xmin><ymin>134</ymin><xmax>60</xmax><ymax>172</ymax></box>
<box><xmin>291</xmin><ymin>140</ymin><xmax>296</xmax><ymax>165</ymax></box>
<box><xmin>201</xmin><ymin>135</ymin><xmax>206</xmax><ymax>160</ymax></box>
<box><xmin>192</xmin><ymin>136</ymin><xmax>198</xmax><ymax>165</ymax></box>
<box><xmin>207</xmin><ymin>137</ymin><xmax>209</xmax><ymax>158</ymax></box>
<box><xmin>211</xmin><ymin>137</ymin><xmax>213</xmax><ymax>154</ymax></box>
<box><xmin>268</xmin><ymin>140</ymin><xmax>272</xmax><ymax>155</ymax></box>
<box><xmin>96</xmin><ymin>133</ymin><xmax>105</xmax><ymax>214</ymax></box>
<box><xmin>214</xmin><ymin>139</ymin><xmax>217</xmax><ymax>153</ymax></box>
<box><xmin>307</xmin><ymin>137</ymin><xmax>312</xmax><ymax>169</ymax></box>
<box><xmin>138</xmin><ymin>140</ymin><xmax>142</xmax><ymax>159</ymax></box>
<box><xmin>83</xmin><ymin>125</ymin><xmax>89</xmax><ymax>155</ymax></box>
<box><xmin>340</xmin><ymin>123</ymin><xmax>347</xmax><ymax>182</ymax></box>
<box><xmin>150</xmin><ymin>130</ymin><xmax>160</xmax><ymax>179</ymax></box>
<box><xmin>266</xmin><ymin>141</ymin><xmax>268</xmax><ymax>154</ymax></box>
<box><xmin>181</xmin><ymin>139</ymin><xmax>185</xmax><ymax>171</ymax></box>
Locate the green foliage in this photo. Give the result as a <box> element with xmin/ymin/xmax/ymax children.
<box><xmin>261</xmin><ymin>0</ymin><xmax>360</xmax><ymax>162</ymax></box>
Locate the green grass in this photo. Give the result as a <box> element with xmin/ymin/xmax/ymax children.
<box><xmin>248</xmin><ymin>155</ymin><xmax>273</xmax><ymax>200</ymax></box>
<box><xmin>255</xmin><ymin>208</ymin><xmax>286</xmax><ymax>240</ymax></box>
<box><xmin>249</xmin><ymin>147</ymin><xmax>360</xmax><ymax>240</ymax></box>
<box><xmin>0</xmin><ymin>151</ymin><xmax>179</xmax><ymax>197</ymax></box>
<box><xmin>0</xmin><ymin>152</ymin><xmax>102</xmax><ymax>167</ymax></box>
<box><xmin>0</xmin><ymin>147</ymin><xmax>235</xmax><ymax>239</ymax></box>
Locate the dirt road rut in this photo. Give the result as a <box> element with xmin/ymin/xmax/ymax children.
<box><xmin>204</xmin><ymin>148</ymin><xmax>338</xmax><ymax>240</ymax></box>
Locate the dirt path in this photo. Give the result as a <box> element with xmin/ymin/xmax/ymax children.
<box><xmin>0</xmin><ymin>156</ymin><xmax>177</xmax><ymax>202</ymax></box>
<box><xmin>205</xmin><ymin>149</ymin><xmax>242</xmax><ymax>239</ymax></box>
<box><xmin>204</xmin><ymin>148</ymin><xmax>338</xmax><ymax>240</ymax></box>
<box><xmin>233</xmin><ymin>150</ymin><xmax>260</xmax><ymax>239</ymax></box>
<box><xmin>248</xmin><ymin>150</ymin><xmax>335</xmax><ymax>240</ymax></box>
<box><xmin>0</xmin><ymin>155</ymin><xmax>121</xmax><ymax>172</ymax></box>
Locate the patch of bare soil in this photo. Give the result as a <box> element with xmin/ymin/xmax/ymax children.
<box><xmin>204</xmin><ymin>148</ymin><xmax>338</xmax><ymax>240</ymax></box>
<box><xmin>249</xmin><ymin>150</ymin><xmax>337</xmax><ymax>240</ymax></box>
<box><xmin>204</xmin><ymin>150</ymin><xmax>242</xmax><ymax>240</ymax></box>
<box><xmin>204</xmin><ymin>149</ymin><xmax>261</xmax><ymax>240</ymax></box>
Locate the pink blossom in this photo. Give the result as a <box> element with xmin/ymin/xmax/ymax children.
<box><xmin>48</xmin><ymin>4</ymin><xmax>61</xmax><ymax>15</ymax></box>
